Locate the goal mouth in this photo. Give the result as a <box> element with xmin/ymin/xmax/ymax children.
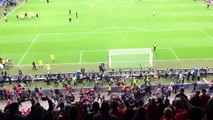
<box><xmin>109</xmin><ymin>48</ymin><xmax>153</xmax><ymax>68</ymax></box>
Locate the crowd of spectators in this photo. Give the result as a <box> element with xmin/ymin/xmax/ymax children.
<box><xmin>0</xmin><ymin>65</ymin><xmax>210</xmax><ymax>85</ymax></box>
<box><xmin>1</xmin><ymin>64</ymin><xmax>213</xmax><ymax>100</ymax></box>
<box><xmin>0</xmin><ymin>63</ymin><xmax>213</xmax><ymax>120</ymax></box>
<box><xmin>0</xmin><ymin>84</ymin><xmax>213</xmax><ymax>120</ymax></box>
<box><xmin>0</xmin><ymin>0</ymin><xmax>16</xmax><ymax>10</ymax></box>
<box><xmin>0</xmin><ymin>0</ymin><xmax>16</xmax><ymax>7</ymax></box>
<box><xmin>0</xmin><ymin>0</ymin><xmax>7</xmax><ymax>7</ymax></box>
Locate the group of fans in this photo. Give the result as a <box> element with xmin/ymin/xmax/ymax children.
<box><xmin>1</xmin><ymin>0</ymin><xmax>17</xmax><ymax>22</ymax></box>
<box><xmin>0</xmin><ymin>57</ymin><xmax>13</xmax><ymax>70</ymax></box>
<box><xmin>0</xmin><ymin>80</ymin><xmax>213</xmax><ymax>120</ymax></box>
<box><xmin>0</xmin><ymin>61</ymin><xmax>213</xmax><ymax>120</ymax></box>
<box><xmin>0</xmin><ymin>0</ymin><xmax>16</xmax><ymax>9</ymax></box>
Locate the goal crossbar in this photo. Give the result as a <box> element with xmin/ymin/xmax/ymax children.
<box><xmin>109</xmin><ymin>48</ymin><xmax>153</xmax><ymax>68</ymax></box>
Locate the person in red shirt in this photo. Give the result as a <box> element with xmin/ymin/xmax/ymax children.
<box><xmin>6</xmin><ymin>88</ymin><xmax>11</xmax><ymax>99</ymax></box>
<box><xmin>66</xmin><ymin>85</ymin><xmax>71</xmax><ymax>93</ymax></box>
<box><xmin>147</xmin><ymin>99</ymin><xmax>160</xmax><ymax>120</ymax></box>
<box><xmin>110</xmin><ymin>100</ymin><xmax>126</xmax><ymax>120</ymax></box>
<box><xmin>200</xmin><ymin>89</ymin><xmax>210</xmax><ymax>108</ymax></box>
<box><xmin>21</xmin><ymin>109</ymin><xmax>27</xmax><ymax>115</ymax></box>
<box><xmin>26</xmin><ymin>108</ymin><xmax>31</xmax><ymax>115</ymax></box>
<box><xmin>17</xmin><ymin>87</ymin><xmax>22</xmax><ymax>97</ymax></box>
<box><xmin>175</xmin><ymin>94</ymin><xmax>194</xmax><ymax>120</ymax></box>
<box><xmin>175</xmin><ymin>111</ymin><xmax>188</xmax><ymax>120</ymax></box>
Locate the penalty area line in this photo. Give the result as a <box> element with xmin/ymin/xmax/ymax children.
<box><xmin>14</xmin><ymin>57</ymin><xmax>213</xmax><ymax>67</ymax></box>
<box><xmin>157</xmin><ymin>48</ymin><xmax>170</xmax><ymax>50</ymax></box>
<box><xmin>14</xmin><ymin>61</ymin><xmax>108</xmax><ymax>67</ymax></box>
<box><xmin>81</xmin><ymin>49</ymin><xmax>109</xmax><ymax>52</ymax></box>
<box><xmin>79</xmin><ymin>50</ymin><xmax>83</xmax><ymax>63</ymax></box>
<box><xmin>169</xmin><ymin>48</ymin><xmax>180</xmax><ymax>60</ymax></box>
<box><xmin>17</xmin><ymin>34</ymin><xmax>39</xmax><ymax>66</ymax></box>
<box><xmin>200</xmin><ymin>29</ymin><xmax>213</xmax><ymax>40</ymax></box>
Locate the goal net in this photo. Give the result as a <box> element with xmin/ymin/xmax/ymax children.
<box><xmin>109</xmin><ymin>48</ymin><xmax>153</xmax><ymax>68</ymax></box>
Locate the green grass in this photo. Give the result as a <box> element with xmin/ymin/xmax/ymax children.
<box><xmin>0</xmin><ymin>0</ymin><xmax>213</xmax><ymax>74</ymax></box>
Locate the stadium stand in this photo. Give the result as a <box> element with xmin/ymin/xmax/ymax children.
<box><xmin>0</xmin><ymin>80</ymin><xmax>212</xmax><ymax>120</ymax></box>
<box><xmin>0</xmin><ymin>0</ymin><xmax>16</xmax><ymax>8</ymax></box>
<box><xmin>0</xmin><ymin>0</ymin><xmax>19</xmax><ymax>19</ymax></box>
<box><xmin>0</xmin><ymin>0</ymin><xmax>213</xmax><ymax>119</ymax></box>
<box><xmin>0</xmin><ymin>63</ymin><xmax>213</xmax><ymax>120</ymax></box>
<box><xmin>0</xmin><ymin>61</ymin><xmax>213</xmax><ymax>120</ymax></box>
<box><xmin>0</xmin><ymin>67</ymin><xmax>212</xmax><ymax>82</ymax></box>
<box><xmin>0</xmin><ymin>0</ymin><xmax>6</xmax><ymax>7</ymax></box>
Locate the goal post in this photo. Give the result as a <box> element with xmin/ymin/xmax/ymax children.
<box><xmin>108</xmin><ymin>48</ymin><xmax>153</xmax><ymax>68</ymax></box>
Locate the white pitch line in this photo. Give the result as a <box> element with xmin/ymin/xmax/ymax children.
<box><xmin>79</xmin><ymin>50</ymin><xmax>83</xmax><ymax>63</ymax></box>
<box><xmin>82</xmin><ymin>48</ymin><xmax>169</xmax><ymax>53</ymax></box>
<box><xmin>91</xmin><ymin>26</ymin><xmax>149</xmax><ymax>33</ymax></box>
<box><xmin>14</xmin><ymin>61</ymin><xmax>108</xmax><ymax>66</ymax></box>
<box><xmin>153</xmin><ymin>59</ymin><xmax>179</xmax><ymax>61</ymax></box>
<box><xmin>169</xmin><ymin>48</ymin><xmax>180</xmax><ymax>60</ymax></box>
<box><xmin>154</xmin><ymin>58</ymin><xmax>213</xmax><ymax>61</ymax></box>
<box><xmin>17</xmin><ymin>34</ymin><xmax>39</xmax><ymax>66</ymax></box>
<box><xmin>178</xmin><ymin>58</ymin><xmax>213</xmax><ymax>61</ymax></box>
<box><xmin>81</xmin><ymin>50</ymin><xmax>109</xmax><ymax>52</ymax></box>
<box><xmin>158</xmin><ymin>48</ymin><xmax>170</xmax><ymax>50</ymax></box>
<box><xmin>13</xmin><ymin>57</ymin><xmax>213</xmax><ymax>67</ymax></box>
<box><xmin>37</xmin><ymin>28</ymin><xmax>196</xmax><ymax>36</ymax></box>
<box><xmin>200</xmin><ymin>29</ymin><xmax>213</xmax><ymax>40</ymax></box>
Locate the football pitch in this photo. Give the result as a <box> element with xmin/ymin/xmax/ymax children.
<box><xmin>0</xmin><ymin>0</ymin><xmax>213</xmax><ymax>74</ymax></box>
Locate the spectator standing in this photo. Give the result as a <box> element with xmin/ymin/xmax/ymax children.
<box><xmin>190</xmin><ymin>91</ymin><xmax>202</xmax><ymax>107</ymax></box>
<box><xmin>108</xmin><ymin>84</ymin><xmax>112</xmax><ymax>95</ymax></box>
<box><xmin>147</xmin><ymin>99</ymin><xmax>160</xmax><ymax>120</ymax></box>
<box><xmin>200</xmin><ymin>89</ymin><xmax>210</xmax><ymax>108</ymax></box>
<box><xmin>18</xmin><ymin>68</ymin><xmax>23</xmax><ymax>76</ymax></box>
<box><xmin>32</xmin><ymin>61</ymin><xmax>36</xmax><ymax>70</ymax></box>
<box><xmin>110</xmin><ymin>101</ymin><xmax>126</xmax><ymax>120</ymax></box>
<box><xmin>175</xmin><ymin>88</ymin><xmax>188</xmax><ymax>100</ymax></box>
<box><xmin>160</xmin><ymin>107</ymin><xmax>174</xmax><ymax>120</ymax></box>
<box><xmin>93</xmin><ymin>101</ymin><xmax>117</xmax><ymax>120</ymax></box>
<box><xmin>191</xmin><ymin>81</ymin><xmax>197</xmax><ymax>93</ymax></box>
<box><xmin>3</xmin><ymin>10</ymin><xmax>7</xmax><ymax>16</ymax></box>
<box><xmin>134</xmin><ymin>106</ymin><xmax>149</xmax><ymax>120</ymax></box>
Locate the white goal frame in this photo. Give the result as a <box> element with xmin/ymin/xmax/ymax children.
<box><xmin>108</xmin><ymin>48</ymin><xmax>153</xmax><ymax>68</ymax></box>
